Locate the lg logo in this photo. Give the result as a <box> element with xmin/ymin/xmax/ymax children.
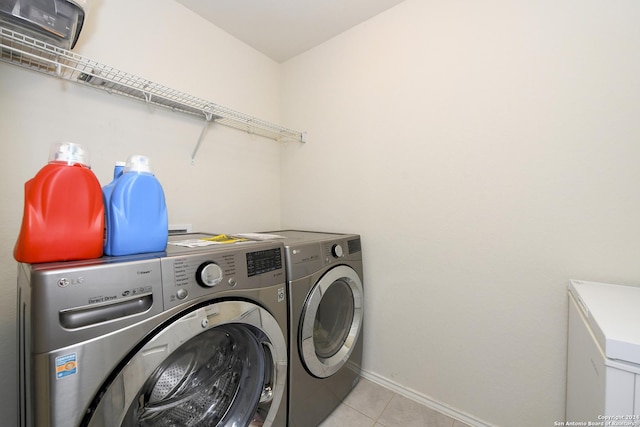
<box><xmin>57</xmin><ymin>277</ymin><xmax>84</xmax><ymax>287</ymax></box>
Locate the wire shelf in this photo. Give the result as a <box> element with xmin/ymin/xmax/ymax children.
<box><xmin>0</xmin><ymin>26</ymin><xmax>305</xmax><ymax>145</ymax></box>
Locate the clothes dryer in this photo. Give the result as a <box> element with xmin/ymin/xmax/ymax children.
<box><xmin>271</xmin><ymin>230</ymin><xmax>364</xmax><ymax>427</ymax></box>
<box><xmin>18</xmin><ymin>233</ymin><xmax>288</xmax><ymax>427</ymax></box>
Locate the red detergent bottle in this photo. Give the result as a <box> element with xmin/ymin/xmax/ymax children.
<box><xmin>14</xmin><ymin>142</ymin><xmax>104</xmax><ymax>263</ymax></box>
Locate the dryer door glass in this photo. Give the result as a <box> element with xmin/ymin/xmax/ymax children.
<box><xmin>123</xmin><ymin>324</ymin><xmax>264</xmax><ymax>426</ymax></box>
<box><xmin>314</xmin><ymin>279</ymin><xmax>354</xmax><ymax>359</ymax></box>
<box><xmin>300</xmin><ymin>265</ymin><xmax>363</xmax><ymax>378</ymax></box>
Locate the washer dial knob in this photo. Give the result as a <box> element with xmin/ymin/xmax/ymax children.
<box><xmin>196</xmin><ymin>262</ymin><xmax>223</xmax><ymax>287</ymax></box>
<box><xmin>331</xmin><ymin>244</ymin><xmax>344</xmax><ymax>258</ymax></box>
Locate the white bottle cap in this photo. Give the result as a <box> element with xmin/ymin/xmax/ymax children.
<box><xmin>48</xmin><ymin>142</ymin><xmax>90</xmax><ymax>166</ymax></box>
<box><xmin>124</xmin><ymin>155</ymin><xmax>153</xmax><ymax>173</ymax></box>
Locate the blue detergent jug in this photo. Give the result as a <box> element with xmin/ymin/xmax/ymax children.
<box><xmin>102</xmin><ymin>161</ymin><xmax>125</xmax><ymax>251</ymax></box>
<box><xmin>103</xmin><ymin>155</ymin><xmax>168</xmax><ymax>256</ymax></box>
<box><xmin>112</xmin><ymin>161</ymin><xmax>125</xmax><ymax>180</ymax></box>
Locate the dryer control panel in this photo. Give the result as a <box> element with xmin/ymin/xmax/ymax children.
<box><xmin>322</xmin><ymin>237</ymin><xmax>361</xmax><ymax>264</ymax></box>
<box><xmin>285</xmin><ymin>236</ymin><xmax>362</xmax><ymax>281</ymax></box>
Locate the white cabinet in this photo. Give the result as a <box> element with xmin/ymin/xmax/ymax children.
<box><xmin>566</xmin><ymin>280</ymin><xmax>640</xmax><ymax>425</ymax></box>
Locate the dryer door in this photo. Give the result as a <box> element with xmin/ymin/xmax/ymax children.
<box><xmin>82</xmin><ymin>300</ymin><xmax>286</xmax><ymax>427</ymax></box>
<box><xmin>299</xmin><ymin>265</ymin><xmax>364</xmax><ymax>378</ymax></box>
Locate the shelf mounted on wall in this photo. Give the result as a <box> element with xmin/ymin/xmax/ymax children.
<box><xmin>0</xmin><ymin>26</ymin><xmax>306</xmax><ymax>162</ymax></box>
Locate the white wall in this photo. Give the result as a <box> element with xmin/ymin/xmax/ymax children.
<box><xmin>0</xmin><ymin>0</ymin><xmax>283</xmax><ymax>423</ymax></box>
<box><xmin>281</xmin><ymin>0</ymin><xmax>640</xmax><ymax>425</ymax></box>
<box><xmin>5</xmin><ymin>1</ymin><xmax>640</xmax><ymax>425</ymax></box>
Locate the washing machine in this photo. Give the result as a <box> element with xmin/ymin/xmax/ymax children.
<box><xmin>271</xmin><ymin>230</ymin><xmax>364</xmax><ymax>427</ymax></box>
<box><xmin>17</xmin><ymin>233</ymin><xmax>288</xmax><ymax>427</ymax></box>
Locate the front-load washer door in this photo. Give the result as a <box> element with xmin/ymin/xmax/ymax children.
<box><xmin>82</xmin><ymin>300</ymin><xmax>286</xmax><ymax>427</ymax></box>
<box><xmin>299</xmin><ymin>265</ymin><xmax>364</xmax><ymax>378</ymax></box>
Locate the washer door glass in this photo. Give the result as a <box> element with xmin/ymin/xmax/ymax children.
<box><xmin>124</xmin><ymin>324</ymin><xmax>263</xmax><ymax>426</ymax></box>
<box><xmin>300</xmin><ymin>265</ymin><xmax>363</xmax><ymax>378</ymax></box>
<box><xmin>83</xmin><ymin>300</ymin><xmax>287</xmax><ymax>427</ymax></box>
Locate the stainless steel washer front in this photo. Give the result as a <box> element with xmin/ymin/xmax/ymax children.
<box><xmin>18</xmin><ymin>234</ymin><xmax>288</xmax><ymax>427</ymax></box>
<box><xmin>88</xmin><ymin>300</ymin><xmax>286</xmax><ymax>427</ymax></box>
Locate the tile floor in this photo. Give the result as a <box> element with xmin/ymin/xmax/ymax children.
<box><xmin>318</xmin><ymin>378</ymin><xmax>472</xmax><ymax>427</ymax></box>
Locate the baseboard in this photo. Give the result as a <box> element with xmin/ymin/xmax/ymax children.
<box><xmin>359</xmin><ymin>369</ymin><xmax>495</xmax><ymax>427</ymax></box>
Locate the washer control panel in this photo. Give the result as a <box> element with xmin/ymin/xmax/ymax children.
<box><xmin>161</xmin><ymin>243</ymin><xmax>284</xmax><ymax>309</ymax></box>
<box><xmin>196</xmin><ymin>261</ymin><xmax>224</xmax><ymax>287</ymax></box>
<box><xmin>246</xmin><ymin>247</ymin><xmax>283</xmax><ymax>277</ymax></box>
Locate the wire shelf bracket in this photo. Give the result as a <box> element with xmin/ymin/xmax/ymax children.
<box><xmin>191</xmin><ymin>111</ymin><xmax>215</xmax><ymax>164</ymax></box>
<box><xmin>0</xmin><ymin>26</ymin><xmax>306</xmax><ymax>161</ymax></box>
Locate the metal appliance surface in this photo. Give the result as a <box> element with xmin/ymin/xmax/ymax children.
<box><xmin>269</xmin><ymin>230</ymin><xmax>364</xmax><ymax>427</ymax></box>
<box><xmin>18</xmin><ymin>233</ymin><xmax>288</xmax><ymax>427</ymax></box>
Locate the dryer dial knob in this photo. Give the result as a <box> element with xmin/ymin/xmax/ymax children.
<box><xmin>196</xmin><ymin>262</ymin><xmax>223</xmax><ymax>287</ymax></box>
<box><xmin>331</xmin><ymin>244</ymin><xmax>344</xmax><ymax>258</ymax></box>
